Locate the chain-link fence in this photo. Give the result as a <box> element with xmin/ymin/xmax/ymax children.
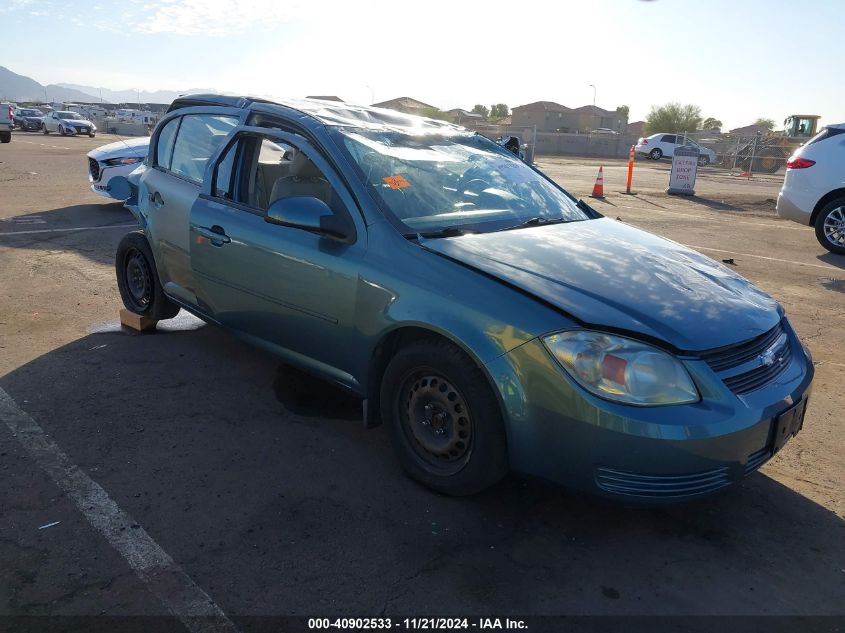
<box><xmin>681</xmin><ymin>131</ymin><xmax>797</xmax><ymax>175</ymax></box>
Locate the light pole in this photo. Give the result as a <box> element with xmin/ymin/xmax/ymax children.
<box><xmin>589</xmin><ymin>84</ymin><xmax>596</xmax><ymax>133</ymax></box>
<box><xmin>137</xmin><ymin>89</ymin><xmax>141</xmax><ymax>110</ymax></box>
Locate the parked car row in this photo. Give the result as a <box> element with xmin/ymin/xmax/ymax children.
<box><xmin>101</xmin><ymin>94</ymin><xmax>813</xmax><ymax>502</ymax></box>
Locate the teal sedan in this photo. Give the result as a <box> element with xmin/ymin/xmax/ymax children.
<box><xmin>113</xmin><ymin>95</ymin><xmax>813</xmax><ymax>501</ymax></box>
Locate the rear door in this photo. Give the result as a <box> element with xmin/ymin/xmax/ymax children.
<box><xmin>188</xmin><ymin>127</ymin><xmax>368</xmax><ymax>388</ymax></box>
<box><xmin>140</xmin><ymin>110</ymin><xmax>239</xmax><ymax>306</ymax></box>
<box><xmin>660</xmin><ymin>134</ymin><xmax>677</xmax><ymax>156</ymax></box>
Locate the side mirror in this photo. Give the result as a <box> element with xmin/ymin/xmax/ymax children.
<box><xmin>265</xmin><ymin>196</ymin><xmax>353</xmax><ymax>242</ymax></box>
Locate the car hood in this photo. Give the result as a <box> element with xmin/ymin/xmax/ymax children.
<box><xmin>420</xmin><ymin>218</ymin><xmax>781</xmax><ymax>351</ymax></box>
<box><xmin>88</xmin><ymin>136</ymin><xmax>150</xmax><ymax>160</ymax></box>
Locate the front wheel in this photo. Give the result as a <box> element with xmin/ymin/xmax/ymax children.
<box><xmin>115</xmin><ymin>231</ymin><xmax>181</xmax><ymax>320</ymax></box>
<box><xmin>380</xmin><ymin>339</ymin><xmax>508</xmax><ymax>495</ymax></box>
<box><xmin>0</xmin><ymin>131</ymin><xmax>10</xmax><ymax>144</ymax></box>
<box><xmin>698</xmin><ymin>155</ymin><xmax>710</xmax><ymax>167</ymax></box>
<box><xmin>42</xmin><ymin>126</ymin><xmax>49</xmax><ymax>135</ymax></box>
<box><xmin>815</xmin><ymin>198</ymin><xmax>845</xmax><ymax>255</ymax></box>
<box><xmin>649</xmin><ymin>148</ymin><xmax>663</xmax><ymax>160</ymax></box>
<box><xmin>89</xmin><ymin>133</ymin><xmax>96</xmax><ymax>138</ymax></box>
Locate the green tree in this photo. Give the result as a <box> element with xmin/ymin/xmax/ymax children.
<box><xmin>702</xmin><ymin>117</ymin><xmax>723</xmax><ymax>130</ymax></box>
<box><xmin>616</xmin><ymin>105</ymin><xmax>630</xmax><ymax>118</ymax></box>
<box><xmin>644</xmin><ymin>102</ymin><xmax>703</xmax><ymax>134</ymax></box>
<box><xmin>471</xmin><ymin>104</ymin><xmax>489</xmax><ymax>118</ymax></box>
<box><xmin>753</xmin><ymin>117</ymin><xmax>775</xmax><ymax>131</ymax></box>
<box><xmin>489</xmin><ymin>103</ymin><xmax>509</xmax><ymax>119</ymax></box>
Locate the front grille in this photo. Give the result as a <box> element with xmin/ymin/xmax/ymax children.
<box><xmin>697</xmin><ymin>321</ymin><xmax>792</xmax><ymax>395</ymax></box>
<box><xmin>75</xmin><ymin>126</ymin><xmax>88</xmax><ymax>134</ymax></box>
<box><xmin>88</xmin><ymin>157</ymin><xmax>101</xmax><ymax>181</ymax></box>
<box><xmin>595</xmin><ymin>466</ymin><xmax>731</xmax><ymax>498</ymax></box>
<box><xmin>744</xmin><ymin>448</ymin><xmax>771</xmax><ymax>475</ymax></box>
<box><xmin>699</xmin><ymin>321</ymin><xmax>786</xmax><ymax>372</ymax></box>
<box><xmin>722</xmin><ymin>344</ymin><xmax>792</xmax><ymax>395</ymax></box>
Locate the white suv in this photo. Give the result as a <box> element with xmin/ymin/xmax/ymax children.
<box><xmin>776</xmin><ymin>124</ymin><xmax>845</xmax><ymax>254</ymax></box>
<box><xmin>635</xmin><ymin>133</ymin><xmax>717</xmax><ymax>166</ymax></box>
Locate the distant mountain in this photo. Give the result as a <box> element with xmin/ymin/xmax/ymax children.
<box><xmin>0</xmin><ymin>66</ymin><xmax>102</xmax><ymax>103</ymax></box>
<box><xmin>56</xmin><ymin>84</ymin><xmax>220</xmax><ymax>106</ymax></box>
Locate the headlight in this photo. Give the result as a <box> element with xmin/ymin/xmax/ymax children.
<box><xmin>542</xmin><ymin>330</ymin><xmax>699</xmax><ymax>406</ymax></box>
<box><xmin>104</xmin><ymin>156</ymin><xmax>144</xmax><ymax>166</ymax></box>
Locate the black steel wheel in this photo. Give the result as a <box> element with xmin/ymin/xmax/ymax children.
<box><xmin>380</xmin><ymin>338</ymin><xmax>508</xmax><ymax>495</ymax></box>
<box><xmin>115</xmin><ymin>231</ymin><xmax>180</xmax><ymax>320</ymax></box>
<box><xmin>398</xmin><ymin>369</ymin><xmax>474</xmax><ymax>475</ymax></box>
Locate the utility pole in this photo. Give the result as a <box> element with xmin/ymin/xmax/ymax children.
<box><xmin>589</xmin><ymin>84</ymin><xmax>596</xmax><ymax>133</ymax></box>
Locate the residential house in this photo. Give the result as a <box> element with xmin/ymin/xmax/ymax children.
<box><xmin>371</xmin><ymin>97</ymin><xmax>436</xmax><ymax>115</ymax></box>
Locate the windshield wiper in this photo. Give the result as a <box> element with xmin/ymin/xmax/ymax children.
<box><xmin>494</xmin><ymin>217</ymin><xmax>566</xmax><ymax>232</ymax></box>
<box><xmin>405</xmin><ymin>226</ymin><xmax>472</xmax><ymax>240</ymax></box>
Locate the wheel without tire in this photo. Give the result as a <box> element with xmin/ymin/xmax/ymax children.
<box><xmin>380</xmin><ymin>338</ymin><xmax>508</xmax><ymax>495</ymax></box>
<box><xmin>815</xmin><ymin>198</ymin><xmax>845</xmax><ymax>255</ymax></box>
<box><xmin>649</xmin><ymin>148</ymin><xmax>663</xmax><ymax>160</ymax></box>
<box><xmin>115</xmin><ymin>231</ymin><xmax>180</xmax><ymax>320</ymax></box>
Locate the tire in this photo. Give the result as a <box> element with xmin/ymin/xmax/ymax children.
<box><xmin>380</xmin><ymin>338</ymin><xmax>508</xmax><ymax>495</ymax></box>
<box><xmin>698</xmin><ymin>155</ymin><xmax>710</xmax><ymax>167</ymax></box>
<box><xmin>89</xmin><ymin>133</ymin><xmax>95</xmax><ymax>138</ymax></box>
<box><xmin>115</xmin><ymin>231</ymin><xmax>180</xmax><ymax>320</ymax></box>
<box><xmin>753</xmin><ymin>149</ymin><xmax>784</xmax><ymax>174</ymax></box>
<box><xmin>814</xmin><ymin>198</ymin><xmax>845</xmax><ymax>255</ymax></box>
<box><xmin>59</xmin><ymin>126</ymin><xmax>66</xmax><ymax>136</ymax></box>
<box><xmin>0</xmin><ymin>131</ymin><xmax>10</xmax><ymax>144</ymax></box>
<box><xmin>649</xmin><ymin>148</ymin><xmax>663</xmax><ymax>160</ymax></box>
<box><xmin>43</xmin><ymin>125</ymin><xmax>49</xmax><ymax>135</ymax></box>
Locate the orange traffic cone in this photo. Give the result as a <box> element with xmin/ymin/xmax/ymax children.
<box><xmin>590</xmin><ymin>166</ymin><xmax>605</xmax><ymax>199</ymax></box>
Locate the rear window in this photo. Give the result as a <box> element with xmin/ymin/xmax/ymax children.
<box><xmin>170</xmin><ymin>115</ymin><xmax>238</xmax><ymax>183</ymax></box>
<box><xmin>661</xmin><ymin>135</ymin><xmax>676</xmax><ymax>143</ymax></box>
<box><xmin>807</xmin><ymin>127</ymin><xmax>845</xmax><ymax>146</ymax></box>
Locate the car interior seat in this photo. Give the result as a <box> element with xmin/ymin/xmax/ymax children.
<box><xmin>268</xmin><ymin>152</ymin><xmax>331</xmax><ymax>207</ymax></box>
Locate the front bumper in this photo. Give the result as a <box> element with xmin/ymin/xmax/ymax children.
<box><xmin>486</xmin><ymin>325</ymin><xmax>814</xmax><ymax>502</ymax></box>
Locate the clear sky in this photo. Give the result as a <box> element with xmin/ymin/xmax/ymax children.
<box><xmin>1</xmin><ymin>0</ymin><xmax>842</xmax><ymax>130</ymax></box>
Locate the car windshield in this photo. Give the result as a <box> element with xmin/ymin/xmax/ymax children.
<box><xmin>332</xmin><ymin>128</ymin><xmax>589</xmax><ymax>234</ymax></box>
<box><xmin>57</xmin><ymin>112</ymin><xmax>81</xmax><ymax>119</ymax></box>
<box><xmin>22</xmin><ymin>109</ymin><xmax>42</xmax><ymax>116</ymax></box>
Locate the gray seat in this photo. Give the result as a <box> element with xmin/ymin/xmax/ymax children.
<box><xmin>268</xmin><ymin>152</ymin><xmax>331</xmax><ymax>206</ymax></box>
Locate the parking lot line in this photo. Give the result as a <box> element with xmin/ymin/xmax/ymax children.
<box><xmin>615</xmin><ymin>203</ymin><xmax>806</xmax><ymax>230</ymax></box>
<box><xmin>0</xmin><ymin>387</ymin><xmax>240</xmax><ymax>633</ymax></box>
<box><xmin>684</xmin><ymin>245</ymin><xmax>837</xmax><ymax>271</ymax></box>
<box><xmin>0</xmin><ymin>223</ymin><xmax>137</xmax><ymax>237</ymax></box>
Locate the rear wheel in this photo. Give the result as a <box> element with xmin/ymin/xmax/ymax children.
<box><xmin>380</xmin><ymin>338</ymin><xmax>508</xmax><ymax>495</ymax></box>
<box><xmin>698</xmin><ymin>155</ymin><xmax>710</xmax><ymax>167</ymax></box>
<box><xmin>815</xmin><ymin>198</ymin><xmax>845</xmax><ymax>255</ymax></box>
<box><xmin>649</xmin><ymin>148</ymin><xmax>663</xmax><ymax>160</ymax></box>
<box><xmin>753</xmin><ymin>149</ymin><xmax>784</xmax><ymax>174</ymax></box>
<box><xmin>115</xmin><ymin>231</ymin><xmax>180</xmax><ymax>320</ymax></box>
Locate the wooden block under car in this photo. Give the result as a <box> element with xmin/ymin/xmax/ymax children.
<box><xmin>119</xmin><ymin>309</ymin><xmax>158</xmax><ymax>332</ymax></box>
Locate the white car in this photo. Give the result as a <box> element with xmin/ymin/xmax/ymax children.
<box><xmin>87</xmin><ymin>137</ymin><xmax>149</xmax><ymax>199</ymax></box>
<box><xmin>776</xmin><ymin>123</ymin><xmax>845</xmax><ymax>254</ymax></box>
<box><xmin>43</xmin><ymin>110</ymin><xmax>96</xmax><ymax>137</ymax></box>
<box><xmin>635</xmin><ymin>133</ymin><xmax>717</xmax><ymax>166</ymax></box>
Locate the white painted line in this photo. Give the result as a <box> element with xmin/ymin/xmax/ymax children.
<box><xmin>616</xmin><ymin>203</ymin><xmax>805</xmax><ymax>230</ymax></box>
<box><xmin>0</xmin><ymin>387</ymin><xmax>239</xmax><ymax>633</ymax></box>
<box><xmin>684</xmin><ymin>245</ymin><xmax>837</xmax><ymax>271</ymax></box>
<box><xmin>0</xmin><ymin>223</ymin><xmax>136</xmax><ymax>236</ymax></box>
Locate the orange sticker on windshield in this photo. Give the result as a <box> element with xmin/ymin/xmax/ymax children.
<box><xmin>383</xmin><ymin>175</ymin><xmax>410</xmax><ymax>189</ymax></box>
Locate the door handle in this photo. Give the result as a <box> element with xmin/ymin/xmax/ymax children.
<box><xmin>148</xmin><ymin>191</ymin><xmax>164</xmax><ymax>208</ymax></box>
<box><xmin>194</xmin><ymin>225</ymin><xmax>231</xmax><ymax>245</ymax></box>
